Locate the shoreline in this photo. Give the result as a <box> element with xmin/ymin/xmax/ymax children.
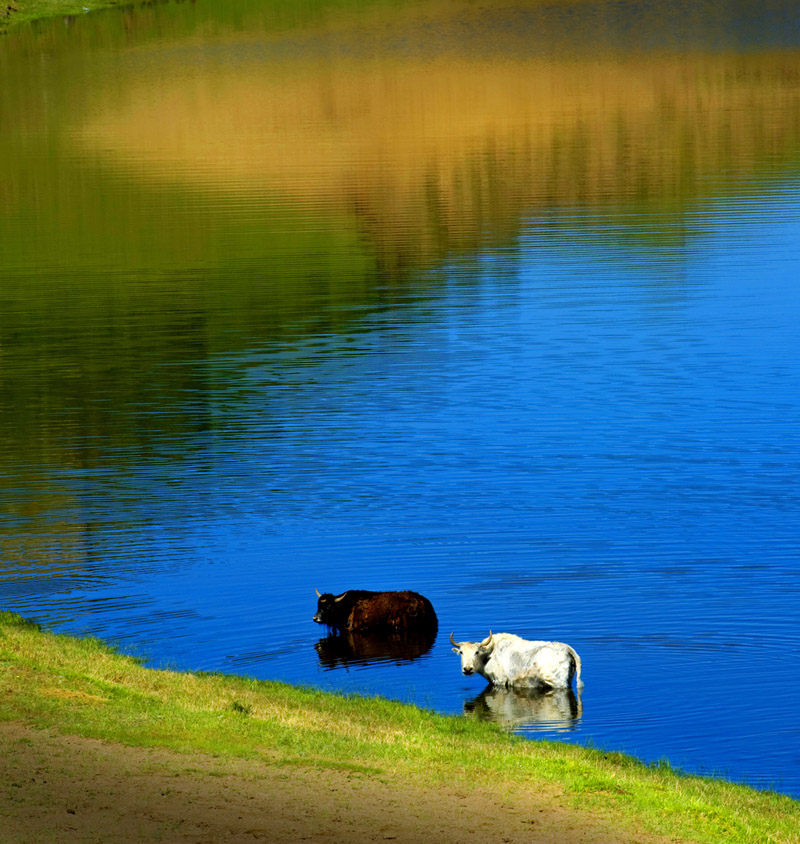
<box><xmin>1</xmin><ymin>0</ymin><xmax>126</xmax><ymax>32</ymax></box>
<box><xmin>1</xmin><ymin>0</ymin><xmax>645</xmax><ymax>36</ymax></box>
<box><xmin>1</xmin><ymin>612</ymin><xmax>798</xmax><ymax>843</ymax></box>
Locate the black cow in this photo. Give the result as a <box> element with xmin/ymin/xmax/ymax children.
<box><xmin>313</xmin><ymin>589</ymin><xmax>438</xmax><ymax>634</ymax></box>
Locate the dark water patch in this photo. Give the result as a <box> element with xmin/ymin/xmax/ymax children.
<box><xmin>314</xmin><ymin>629</ymin><xmax>437</xmax><ymax>670</ymax></box>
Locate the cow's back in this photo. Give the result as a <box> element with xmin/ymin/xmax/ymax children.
<box><xmin>347</xmin><ymin>590</ymin><xmax>438</xmax><ymax>633</ymax></box>
<box><xmin>489</xmin><ymin>637</ymin><xmax>576</xmax><ymax>689</ymax></box>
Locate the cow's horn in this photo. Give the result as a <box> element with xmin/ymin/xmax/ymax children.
<box><xmin>480</xmin><ymin>631</ymin><xmax>494</xmax><ymax>649</ymax></box>
<box><xmin>315</xmin><ymin>589</ymin><xmax>321</xmax><ymax>597</ymax></box>
<box><xmin>449</xmin><ymin>632</ymin><xmax>460</xmax><ymax>648</ymax></box>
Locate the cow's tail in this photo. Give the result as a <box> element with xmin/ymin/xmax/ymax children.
<box><xmin>568</xmin><ymin>645</ymin><xmax>584</xmax><ymax>690</ymax></box>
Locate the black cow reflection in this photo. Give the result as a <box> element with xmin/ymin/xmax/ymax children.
<box><xmin>464</xmin><ymin>685</ymin><xmax>582</xmax><ymax>732</ymax></box>
<box><xmin>315</xmin><ymin>628</ymin><xmax>436</xmax><ymax>669</ymax></box>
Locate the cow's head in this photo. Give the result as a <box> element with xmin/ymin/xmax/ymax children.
<box><xmin>450</xmin><ymin>632</ymin><xmax>495</xmax><ymax>676</ymax></box>
<box><xmin>312</xmin><ymin>589</ymin><xmax>348</xmax><ymax>626</ymax></box>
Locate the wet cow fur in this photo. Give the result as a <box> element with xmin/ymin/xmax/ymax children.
<box><xmin>313</xmin><ymin>590</ymin><xmax>438</xmax><ymax>634</ymax></box>
<box><xmin>451</xmin><ymin>632</ymin><xmax>583</xmax><ymax>691</ymax></box>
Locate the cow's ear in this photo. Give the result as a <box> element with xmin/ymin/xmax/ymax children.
<box><xmin>452</xmin><ymin>647</ymin><xmax>460</xmax><ymax>654</ymax></box>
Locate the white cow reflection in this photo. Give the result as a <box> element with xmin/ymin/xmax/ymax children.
<box><xmin>464</xmin><ymin>685</ymin><xmax>582</xmax><ymax>733</ymax></box>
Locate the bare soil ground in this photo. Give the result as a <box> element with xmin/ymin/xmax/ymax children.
<box><xmin>0</xmin><ymin>721</ymin><xmax>680</xmax><ymax>844</ymax></box>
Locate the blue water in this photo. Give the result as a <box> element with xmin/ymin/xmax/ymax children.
<box><xmin>2</xmin><ymin>0</ymin><xmax>800</xmax><ymax>800</ymax></box>
<box><xmin>6</xmin><ymin>193</ymin><xmax>799</xmax><ymax>794</ymax></box>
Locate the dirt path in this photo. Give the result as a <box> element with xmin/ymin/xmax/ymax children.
<box><xmin>0</xmin><ymin>721</ymin><xmax>676</xmax><ymax>844</ymax></box>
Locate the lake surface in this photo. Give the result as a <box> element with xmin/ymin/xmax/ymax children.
<box><xmin>2</xmin><ymin>0</ymin><xmax>800</xmax><ymax>797</ymax></box>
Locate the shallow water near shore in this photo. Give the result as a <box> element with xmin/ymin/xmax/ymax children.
<box><xmin>2</xmin><ymin>0</ymin><xmax>800</xmax><ymax>797</ymax></box>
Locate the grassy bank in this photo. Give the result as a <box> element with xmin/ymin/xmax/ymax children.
<box><xmin>1</xmin><ymin>611</ymin><xmax>798</xmax><ymax>843</ymax></box>
<box><xmin>1</xmin><ymin>0</ymin><xmax>124</xmax><ymax>31</ymax></box>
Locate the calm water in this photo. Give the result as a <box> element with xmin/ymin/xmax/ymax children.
<box><xmin>2</xmin><ymin>0</ymin><xmax>800</xmax><ymax>797</ymax></box>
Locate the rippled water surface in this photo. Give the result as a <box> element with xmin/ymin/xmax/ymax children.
<box><xmin>2</xmin><ymin>0</ymin><xmax>800</xmax><ymax>797</ymax></box>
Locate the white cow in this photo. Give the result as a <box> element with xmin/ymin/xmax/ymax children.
<box><xmin>450</xmin><ymin>631</ymin><xmax>583</xmax><ymax>691</ymax></box>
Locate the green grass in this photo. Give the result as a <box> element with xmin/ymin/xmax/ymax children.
<box><xmin>1</xmin><ymin>0</ymin><xmax>123</xmax><ymax>31</ymax></box>
<box><xmin>1</xmin><ymin>0</ymin><xmax>409</xmax><ymax>33</ymax></box>
<box><xmin>1</xmin><ymin>610</ymin><xmax>798</xmax><ymax>843</ymax></box>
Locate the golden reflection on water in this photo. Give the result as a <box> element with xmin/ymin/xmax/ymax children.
<box><xmin>75</xmin><ymin>5</ymin><xmax>800</xmax><ymax>266</ymax></box>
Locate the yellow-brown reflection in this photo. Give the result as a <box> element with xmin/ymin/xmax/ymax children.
<box><xmin>0</xmin><ymin>486</ymin><xmax>90</xmax><ymax>588</ymax></box>
<box><xmin>76</xmin><ymin>11</ymin><xmax>800</xmax><ymax>269</ymax></box>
